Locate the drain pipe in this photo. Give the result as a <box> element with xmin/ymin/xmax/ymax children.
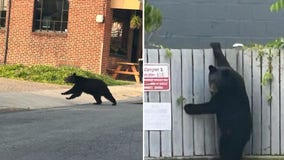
<box><xmin>3</xmin><ymin>0</ymin><xmax>12</xmax><ymax>64</ymax></box>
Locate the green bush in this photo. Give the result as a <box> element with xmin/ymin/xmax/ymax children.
<box><xmin>0</xmin><ymin>64</ymin><xmax>131</xmax><ymax>86</ymax></box>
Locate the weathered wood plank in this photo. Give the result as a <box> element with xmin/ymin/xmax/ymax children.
<box><xmin>159</xmin><ymin>49</ymin><xmax>172</xmax><ymax>157</ymax></box>
<box><xmin>144</xmin><ymin>49</ymin><xmax>149</xmax><ymax>157</ymax></box>
<box><xmin>252</xmin><ymin>50</ymin><xmax>262</xmax><ymax>154</ymax></box>
<box><xmin>225</xmin><ymin>49</ymin><xmax>238</xmax><ymax>70</ymax></box>
<box><xmin>271</xmin><ymin>49</ymin><xmax>280</xmax><ymax>154</ymax></box>
<box><xmin>144</xmin><ymin>132</ymin><xmax>149</xmax><ymax>157</ymax></box>
<box><xmin>193</xmin><ymin>49</ymin><xmax>205</xmax><ymax>155</ymax></box>
<box><xmin>243</xmin><ymin>49</ymin><xmax>253</xmax><ymax>155</ymax></box>
<box><xmin>203</xmin><ymin>49</ymin><xmax>217</xmax><ymax>155</ymax></box>
<box><xmin>181</xmin><ymin>49</ymin><xmax>194</xmax><ymax>156</ymax></box>
<box><xmin>237</xmin><ymin>49</ymin><xmax>244</xmax><ymax>75</ymax></box>
<box><xmin>261</xmin><ymin>49</ymin><xmax>271</xmax><ymax>155</ymax></box>
<box><xmin>280</xmin><ymin>49</ymin><xmax>284</xmax><ymax>154</ymax></box>
<box><xmin>147</xmin><ymin>49</ymin><xmax>161</xmax><ymax>157</ymax></box>
<box><xmin>171</xmin><ymin>49</ymin><xmax>183</xmax><ymax>156</ymax></box>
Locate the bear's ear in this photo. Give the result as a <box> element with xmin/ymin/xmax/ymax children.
<box><xmin>72</xmin><ymin>73</ymin><xmax>76</xmax><ymax>76</ymax></box>
<box><xmin>209</xmin><ymin>65</ymin><xmax>217</xmax><ymax>73</ymax></box>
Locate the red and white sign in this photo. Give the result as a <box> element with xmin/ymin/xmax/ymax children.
<box><xmin>144</xmin><ymin>63</ymin><xmax>170</xmax><ymax>91</ymax></box>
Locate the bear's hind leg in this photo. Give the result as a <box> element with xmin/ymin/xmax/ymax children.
<box><xmin>219</xmin><ymin>134</ymin><xmax>244</xmax><ymax>160</ymax></box>
<box><xmin>93</xmin><ymin>95</ymin><xmax>102</xmax><ymax>105</ymax></box>
<box><xmin>104</xmin><ymin>93</ymin><xmax>117</xmax><ymax>105</ymax></box>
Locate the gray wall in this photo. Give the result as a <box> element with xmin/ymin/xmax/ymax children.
<box><xmin>146</xmin><ymin>0</ymin><xmax>284</xmax><ymax>48</ymax></box>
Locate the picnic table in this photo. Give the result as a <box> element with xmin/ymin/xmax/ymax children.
<box><xmin>109</xmin><ymin>62</ymin><xmax>140</xmax><ymax>83</ymax></box>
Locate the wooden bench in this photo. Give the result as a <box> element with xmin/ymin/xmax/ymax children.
<box><xmin>108</xmin><ymin>62</ymin><xmax>140</xmax><ymax>83</ymax></box>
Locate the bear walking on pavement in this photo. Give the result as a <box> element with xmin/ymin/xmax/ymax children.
<box><xmin>62</xmin><ymin>73</ymin><xmax>117</xmax><ymax>105</ymax></box>
<box><xmin>184</xmin><ymin>43</ymin><xmax>252</xmax><ymax>160</ymax></box>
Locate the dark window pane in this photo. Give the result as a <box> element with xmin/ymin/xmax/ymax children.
<box><xmin>63</xmin><ymin>0</ymin><xmax>69</xmax><ymax>10</ymax></box>
<box><xmin>0</xmin><ymin>0</ymin><xmax>7</xmax><ymax>28</ymax></box>
<box><xmin>33</xmin><ymin>0</ymin><xmax>68</xmax><ymax>32</ymax></box>
<box><xmin>63</xmin><ymin>11</ymin><xmax>68</xmax><ymax>21</ymax></box>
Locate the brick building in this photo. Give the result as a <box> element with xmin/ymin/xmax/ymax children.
<box><xmin>0</xmin><ymin>0</ymin><xmax>142</xmax><ymax>74</ymax></box>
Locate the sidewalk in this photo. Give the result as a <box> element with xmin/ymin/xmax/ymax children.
<box><xmin>0</xmin><ymin>78</ymin><xmax>143</xmax><ymax>111</ymax></box>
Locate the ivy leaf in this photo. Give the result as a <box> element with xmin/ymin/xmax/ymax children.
<box><xmin>262</xmin><ymin>71</ymin><xmax>273</xmax><ymax>86</ymax></box>
<box><xmin>176</xmin><ymin>96</ymin><xmax>186</xmax><ymax>106</ymax></box>
<box><xmin>266</xmin><ymin>95</ymin><xmax>272</xmax><ymax>103</ymax></box>
<box><xmin>165</xmin><ymin>48</ymin><xmax>172</xmax><ymax>58</ymax></box>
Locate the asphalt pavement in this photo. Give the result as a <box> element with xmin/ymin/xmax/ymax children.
<box><xmin>0</xmin><ymin>77</ymin><xmax>142</xmax><ymax>111</ymax></box>
<box><xmin>0</xmin><ymin>78</ymin><xmax>143</xmax><ymax>160</ymax></box>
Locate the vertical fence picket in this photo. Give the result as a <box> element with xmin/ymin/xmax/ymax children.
<box><xmin>171</xmin><ymin>49</ymin><xmax>183</xmax><ymax>156</ymax></box>
<box><xmin>243</xmin><ymin>49</ymin><xmax>253</xmax><ymax>155</ymax></box>
<box><xmin>271</xmin><ymin>49</ymin><xmax>280</xmax><ymax>154</ymax></box>
<box><xmin>144</xmin><ymin>49</ymin><xmax>149</xmax><ymax>157</ymax></box>
<box><xmin>281</xmin><ymin>49</ymin><xmax>284</xmax><ymax>154</ymax></box>
<box><xmin>204</xmin><ymin>49</ymin><xmax>217</xmax><ymax>155</ymax></box>
<box><xmin>159</xmin><ymin>49</ymin><xmax>172</xmax><ymax>157</ymax></box>
<box><xmin>225</xmin><ymin>49</ymin><xmax>238</xmax><ymax>70</ymax></box>
<box><xmin>252</xmin><ymin>50</ymin><xmax>262</xmax><ymax>154</ymax></box>
<box><xmin>181</xmin><ymin>49</ymin><xmax>194</xmax><ymax>156</ymax></box>
<box><xmin>261</xmin><ymin>49</ymin><xmax>271</xmax><ymax>154</ymax></box>
<box><xmin>237</xmin><ymin>50</ymin><xmax>243</xmax><ymax>75</ymax></box>
<box><xmin>147</xmin><ymin>49</ymin><xmax>161</xmax><ymax>157</ymax></box>
<box><xmin>193</xmin><ymin>49</ymin><xmax>205</xmax><ymax>155</ymax></box>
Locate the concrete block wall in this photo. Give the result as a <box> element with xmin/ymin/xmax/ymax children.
<box><xmin>147</xmin><ymin>0</ymin><xmax>284</xmax><ymax>48</ymax></box>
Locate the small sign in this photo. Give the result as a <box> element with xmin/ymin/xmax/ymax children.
<box><xmin>143</xmin><ymin>103</ymin><xmax>171</xmax><ymax>131</ymax></box>
<box><xmin>144</xmin><ymin>63</ymin><xmax>170</xmax><ymax>91</ymax></box>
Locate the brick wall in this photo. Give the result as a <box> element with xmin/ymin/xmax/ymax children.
<box><xmin>0</xmin><ymin>30</ymin><xmax>6</xmax><ymax>63</ymax></box>
<box><xmin>2</xmin><ymin>0</ymin><xmax>112</xmax><ymax>74</ymax></box>
<box><xmin>101</xmin><ymin>1</ymin><xmax>112</xmax><ymax>74</ymax></box>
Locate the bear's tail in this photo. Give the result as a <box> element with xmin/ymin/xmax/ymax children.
<box><xmin>210</xmin><ymin>42</ymin><xmax>231</xmax><ymax>68</ymax></box>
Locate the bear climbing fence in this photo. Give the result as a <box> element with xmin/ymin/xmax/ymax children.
<box><xmin>144</xmin><ymin>48</ymin><xmax>284</xmax><ymax>159</ymax></box>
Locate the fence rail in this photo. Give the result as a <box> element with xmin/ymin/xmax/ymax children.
<box><xmin>144</xmin><ymin>48</ymin><xmax>284</xmax><ymax>158</ymax></box>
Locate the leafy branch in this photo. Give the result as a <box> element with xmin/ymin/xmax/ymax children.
<box><xmin>145</xmin><ymin>1</ymin><xmax>172</xmax><ymax>58</ymax></box>
<box><xmin>270</xmin><ymin>0</ymin><xmax>284</xmax><ymax>12</ymax></box>
<box><xmin>246</xmin><ymin>38</ymin><xmax>284</xmax><ymax>102</ymax></box>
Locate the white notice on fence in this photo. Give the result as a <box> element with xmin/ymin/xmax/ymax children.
<box><xmin>143</xmin><ymin>103</ymin><xmax>171</xmax><ymax>130</ymax></box>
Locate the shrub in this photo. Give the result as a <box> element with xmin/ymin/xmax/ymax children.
<box><xmin>0</xmin><ymin>65</ymin><xmax>131</xmax><ymax>86</ymax></box>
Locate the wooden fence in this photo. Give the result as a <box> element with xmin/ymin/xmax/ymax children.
<box><xmin>144</xmin><ymin>48</ymin><xmax>284</xmax><ymax>159</ymax></box>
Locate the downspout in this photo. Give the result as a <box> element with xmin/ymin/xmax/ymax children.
<box><xmin>3</xmin><ymin>0</ymin><xmax>12</xmax><ymax>64</ymax></box>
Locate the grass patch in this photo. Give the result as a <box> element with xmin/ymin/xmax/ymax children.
<box><xmin>0</xmin><ymin>64</ymin><xmax>131</xmax><ymax>86</ymax></box>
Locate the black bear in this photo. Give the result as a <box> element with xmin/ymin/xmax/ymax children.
<box><xmin>62</xmin><ymin>73</ymin><xmax>117</xmax><ymax>105</ymax></box>
<box><xmin>184</xmin><ymin>43</ymin><xmax>252</xmax><ymax>160</ymax></box>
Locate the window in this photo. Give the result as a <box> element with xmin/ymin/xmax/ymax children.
<box><xmin>33</xmin><ymin>0</ymin><xmax>69</xmax><ymax>32</ymax></box>
<box><xmin>111</xmin><ymin>21</ymin><xmax>128</xmax><ymax>56</ymax></box>
<box><xmin>110</xmin><ymin>9</ymin><xmax>130</xmax><ymax>56</ymax></box>
<box><xmin>0</xmin><ymin>0</ymin><xmax>7</xmax><ymax>28</ymax></box>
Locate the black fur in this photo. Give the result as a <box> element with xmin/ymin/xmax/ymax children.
<box><xmin>62</xmin><ymin>73</ymin><xmax>117</xmax><ymax>105</ymax></box>
<box><xmin>184</xmin><ymin>43</ymin><xmax>252</xmax><ymax>160</ymax></box>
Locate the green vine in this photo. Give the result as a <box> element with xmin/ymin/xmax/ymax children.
<box><xmin>151</xmin><ymin>44</ymin><xmax>173</xmax><ymax>58</ymax></box>
<box><xmin>246</xmin><ymin>38</ymin><xmax>284</xmax><ymax>102</ymax></box>
<box><xmin>176</xmin><ymin>96</ymin><xmax>186</xmax><ymax>106</ymax></box>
